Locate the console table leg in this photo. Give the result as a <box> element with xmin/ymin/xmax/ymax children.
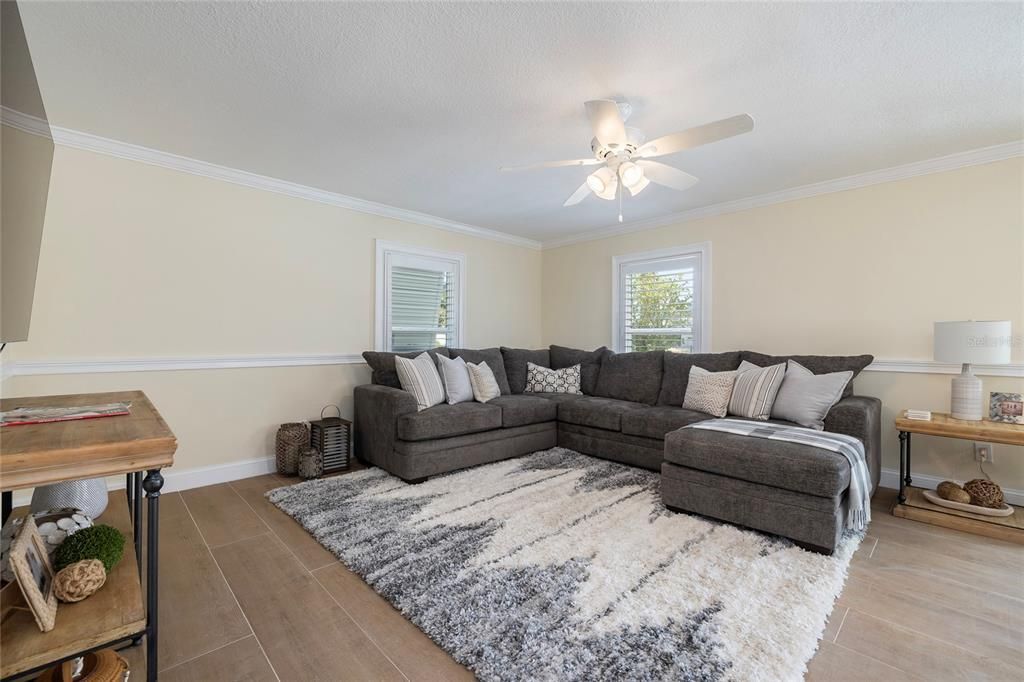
<box><xmin>2</xmin><ymin>491</ymin><xmax>11</xmax><ymax>524</ymax></box>
<box><xmin>133</xmin><ymin>472</ymin><xmax>143</xmax><ymax>577</ymax></box>
<box><xmin>904</xmin><ymin>432</ymin><xmax>913</xmax><ymax>488</ymax></box>
<box><xmin>898</xmin><ymin>431</ymin><xmax>907</xmax><ymax>504</ymax></box>
<box><xmin>142</xmin><ymin>469</ymin><xmax>163</xmax><ymax>681</ymax></box>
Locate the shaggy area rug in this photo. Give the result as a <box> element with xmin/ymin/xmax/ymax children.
<box><xmin>268</xmin><ymin>448</ymin><xmax>860</xmax><ymax>681</ymax></box>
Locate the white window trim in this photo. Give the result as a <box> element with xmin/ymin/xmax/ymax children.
<box><xmin>374</xmin><ymin>240</ymin><xmax>467</xmax><ymax>352</ymax></box>
<box><xmin>610</xmin><ymin>241</ymin><xmax>712</xmax><ymax>353</ymax></box>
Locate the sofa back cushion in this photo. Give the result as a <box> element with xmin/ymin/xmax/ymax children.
<box><xmin>449</xmin><ymin>348</ymin><xmax>511</xmax><ymax>395</ymax></box>
<box><xmin>594</xmin><ymin>351</ymin><xmax>664</xmax><ymax>405</ymax></box>
<box><xmin>550</xmin><ymin>345</ymin><xmax>606</xmax><ymax>395</ymax></box>
<box><xmin>500</xmin><ymin>347</ymin><xmax>551</xmax><ymax>394</ymax></box>
<box><xmin>740</xmin><ymin>351</ymin><xmax>873</xmax><ymax>398</ymax></box>
<box><xmin>363</xmin><ymin>348</ymin><xmax>450</xmax><ymax>388</ymax></box>
<box><xmin>657</xmin><ymin>351</ymin><xmax>742</xmax><ymax>406</ymax></box>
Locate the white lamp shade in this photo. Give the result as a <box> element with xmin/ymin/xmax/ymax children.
<box><xmin>933</xmin><ymin>320</ymin><xmax>1012</xmax><ymax>364</ymax></box>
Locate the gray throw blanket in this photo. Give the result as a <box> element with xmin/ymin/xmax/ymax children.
<box><xmin>686</xmin><ymin>418</ymin><xmax>872</xmax><ymax>531</ymax></box>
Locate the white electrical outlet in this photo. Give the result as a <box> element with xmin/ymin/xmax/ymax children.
<box><xmin>974</xmin><ymin>442</ymin><xmax>994</xmax><ymax>463</ymax></box>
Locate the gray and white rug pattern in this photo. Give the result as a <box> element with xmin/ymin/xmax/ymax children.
<box><xmin>268</xmin><ymin>448</ymin><xmax>860</xmax><ymax>681</ymax></box>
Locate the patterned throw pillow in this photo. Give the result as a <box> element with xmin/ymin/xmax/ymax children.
<box><xmin>524</xmin><ymin>362</ymin><xmax>582</xmax><ymax>394</ymax></box>
<box><xmin>728</xmin><ymin>361</ymin><xmax>786</xmax><ymax>420</ymax></box>
<box><xmin>466</xmin><ymin>361</ymin><xmax>501</xmax><ymax>403</ymax></box>
<box><xmin>395</xmin><ymin>352</ymin><xmax>446</xmax><ymax>411</ymax></box>
<box><xmin>682</xmin><ymin>366</ymin><xmax>737</xmax><ymax>418</ymax></box>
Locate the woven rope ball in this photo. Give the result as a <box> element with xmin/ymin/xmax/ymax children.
<box><xmin>963</xmin><ymin>478</ymin><xmax>1004</xmax><ymax>509</ymax></box>
<box><xmin>54</xmin><ymin>559</ymin><xmax>107</xmax><ymax>602</ymax></box>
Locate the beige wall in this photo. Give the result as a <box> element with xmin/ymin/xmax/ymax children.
<box><xmin>3</xmin><ymin>143</ymin><xmax>543</xmax><ymax>479</ymax></box>
<box><xmin>542</xmin><ymin>158</ymin><xmax>1024</xmax><ymax>490</ymax></box>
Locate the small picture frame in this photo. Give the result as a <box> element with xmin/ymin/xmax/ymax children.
<box><xmin>9</xmin><ymin>516</ymin><xmax>58</xmax><ymax>632</ymax></box>
<box><xmin>989</xmin><ymin>392</ymin><xmax>1024</xmax><ymax>425</ymax></box>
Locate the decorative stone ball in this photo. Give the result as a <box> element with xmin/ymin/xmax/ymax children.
<box><xmin>963</xmin><ymin>479</ymin><xmax>1005</xmax><ymax>509</ymax></box>
<box><xmin>936</xmin><ymin>481</ymin><xmax>972</xmax><ymax>505</ymax></box>
<box><xmin>54</xmin><ymin>559</ymin><xmax>107</xmax><ymax>603</ymax></box>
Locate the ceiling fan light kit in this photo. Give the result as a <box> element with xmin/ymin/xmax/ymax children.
<box><xmin>502</xmin><ymin>99</ymin><xmax>754</xmax><ymax>222</ymax></box>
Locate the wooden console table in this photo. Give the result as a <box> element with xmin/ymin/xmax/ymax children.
<box><xmin>0</xmin><ymin>391</ymin><xmax>176</xmax><ymax>681</ymax></box>
<box><xmin>893</xmin><ymin>411</ymin><xmax>1023</xmax><ymax>544</ymax></box>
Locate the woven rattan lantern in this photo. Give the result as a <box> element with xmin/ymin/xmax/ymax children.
<box><xmin>310</xmin><ymin>405</ymin><xmax>352</xmax><ymax>474</ymax></box>
<box><xmin>275</xmin><ymin>423</ymin><xmax>308</xmax><ymax>476</ymax></box>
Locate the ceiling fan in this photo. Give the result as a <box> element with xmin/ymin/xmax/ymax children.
<box><xmin>501</xmin><ymin>100</ymin><xmax>754</xmax><ymax>222</ymax></box>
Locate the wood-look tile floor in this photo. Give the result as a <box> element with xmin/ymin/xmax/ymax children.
<box><xmin>112</xmin><ymin>476</ymin><xmax>1021</xmax><ymax>681</ymax></box>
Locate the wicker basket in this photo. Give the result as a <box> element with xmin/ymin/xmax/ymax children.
<box><xmin>275</xmin><ymin>423</ymin><xmax>308</xmax><ymax>476</ymax></box>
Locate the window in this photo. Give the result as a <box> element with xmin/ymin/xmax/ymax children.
<box><xmin>375</xmin><ymin>241</ymin><xmax>465</xmax><ymax>352</ymax></box>
<box><xmin>612</xmin><ymin>243</ymin><xmax>710</xmax><ymax>354</ymax></box>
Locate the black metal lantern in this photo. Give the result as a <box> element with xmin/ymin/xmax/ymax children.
<box><xmin>310</xmin><ymin>405</ymin><xmax>351</xmax><ymax>474</ymax></box>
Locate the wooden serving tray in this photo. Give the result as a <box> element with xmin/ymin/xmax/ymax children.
<box><xmin>922</xmin><ymin>489</ymin><xmax>1014</xmax><ymax>517</ymax></box>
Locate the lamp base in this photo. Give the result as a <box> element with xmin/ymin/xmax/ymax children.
<box><xmin>950</xmin><ymin>363</ymin><xmax>984</xmax><ymax>421</ymax></box>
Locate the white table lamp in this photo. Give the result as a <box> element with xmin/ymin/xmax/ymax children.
<box><xmin>934</xmin><ymin>320</ymin><xmax>1012</xmax><ymax>420</ymax></box>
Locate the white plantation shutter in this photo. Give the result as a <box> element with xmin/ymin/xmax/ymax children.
<box><xmin>615</xmin><ymin>251</ymin><xmax>705</xmax><ymax>354</ymax></box>
<box><xmin>377</xmin><ymin>243</ymin><xmax>464</xmax><ymax>352</ymax></box>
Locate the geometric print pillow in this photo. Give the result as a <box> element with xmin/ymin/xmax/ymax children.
<box><xmin>727</xmin><ymin>360</ymin><xmax>787</xmax><ymax>420</ymax></box>
<box><xmin>524</xmin><ymin>362</ymin><xmax>582</xmax><ymax>395</ymax></box>
<box><xmin>682</xmin><ymin>366</ymin><xmax>737</xmax><ymax>418</ymax></box>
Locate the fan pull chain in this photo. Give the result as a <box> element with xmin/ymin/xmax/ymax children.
<box><xmin>618</xmin><ymin>182</ymin><xmax>623</xmax><ymax>223</ymax></box>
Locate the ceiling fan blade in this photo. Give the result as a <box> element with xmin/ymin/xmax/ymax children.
<box><xmin>563</xmin><ymin>181</ymin><xmax>592</xmax><ymax>207</ymax></box>
<box><xmin>637</xmin><ymin>114</ymin><xmax>754</xmax><ymax>158</ymax></box>
<box><xmin>500</xmin><ymin>158</ymin><xmax>602</xmax><ymax>172</ymax></box>
<box><xmin>584</xmin><ymin>99</ymin><xmax>627</xmax><ymax>147</ymax></box>
<box><xmin>636</xmin><ymin>160</ymin><xmax>699</xmax><ymax>191</ymax></box>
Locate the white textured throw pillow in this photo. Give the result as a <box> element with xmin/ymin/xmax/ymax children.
<box><xmin>524</xmin><ymin>362</ymin><xmax>582</xmax><ymax>394</ymax></box>
<box><xmin>467</xmin><ymin>361</ymin><xmax>501</xmax><ymax>403</ymax></box>
<box><xmin>436</xmin><ymin>354</ymin><xmax>474</xmax><ymax>405</ymax></box>
<box><xmin>682</xmin><ymin>366</ymin><xmax>737</xmax><ymax>418</ymax></box>
<box><xmin>395</xmin><ymin>352</ymin><xmax>446</xmax><ymax>411</ymax></box>
<box><xmin>770</xmin><ymin>360</ymin><xmax>852</xmax><ymax>430</ymax></box>
<box><xmin>727</xmin><ymin>360</ymin><xmax>787</xmax><ymax>420</ymax></box>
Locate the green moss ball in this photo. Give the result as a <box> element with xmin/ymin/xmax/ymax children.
<box><xmin>54</xmin><ymin>524</ymin><xmax>125</xmax><ymax>572</ymax></box>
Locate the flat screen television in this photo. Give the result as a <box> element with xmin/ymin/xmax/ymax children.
<box><xmin>1</xmin><ymin>1</ymin><xmax>54</xmax><ymax>343</ymax></box>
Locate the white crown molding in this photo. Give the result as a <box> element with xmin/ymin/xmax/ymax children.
<box><xmin>3</xmin><ymin>106</ymin><xmax>1020</xmax><ymax>253</ymax></box>
<box><xmin>10</xmin><ymin>353</ymin><xmax>366</xmax><ymax>376</ymax></box>
<box><xmin>1</xmin><ymin>106</ymin><xmax>542</xmax><ymax>251</ymax></box>
<box><xmin>879</xmin><ymin>469</ymin><xmax>1023</xmax><ymax>507</ymax></box>
<box><xmin>865</xmin><ymin>359</ymin><xmax>1024</xmax><ymax>378</ymax></box>
<box><xmin>7</xmin><ymin>353</ymin><xmax>1021</xmax><ymax>378</ymax></box>
<box><xmin>542</xmin><ymin>141</ymin><xmax>1024</xmax><ymax>249</ymax></box>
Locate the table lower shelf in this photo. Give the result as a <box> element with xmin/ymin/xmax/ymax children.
<box><xmin>0</xmin><ymin>494</ymin><xmax>144</xmax><ymax>679</ymax></box>
<box><xmin>892</xmin><ymin>486</ymin><xmax>1024</xmax><ymax>545</ymax></box>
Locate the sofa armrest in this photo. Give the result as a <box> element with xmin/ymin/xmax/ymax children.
<box><xmin>824</xmin><ymin>396</ymin><xmax>882</xmax><ymax>492</ymax></box>
<box><xmin>354</xmin><ymin>384</ymin><xmax>417</xmax><ymax>470</ymax></box>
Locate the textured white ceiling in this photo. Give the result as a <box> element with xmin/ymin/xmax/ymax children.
<box><xmin>18</xmin><ymin>1</ymin><xmax>1024</xmax><ymax>243</ymax></box>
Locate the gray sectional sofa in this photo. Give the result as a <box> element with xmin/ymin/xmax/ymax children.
<box><xmin>354</xmin><ymin>346</ymin><xmax>880</xmax><ymax>553</ymax></box>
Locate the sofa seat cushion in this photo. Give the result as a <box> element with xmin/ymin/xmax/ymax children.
<box><xmin>557</xmin><ymin>396</ymin><xmax>649</xmax><ymax>431</ymax></box>
<box><xmin>620</xmin><ymin>407</ymin><xmax>711</xmax><ymax>440</ymax></box>
<box><xmin>664</xmin><ymin>427</ymin><xmax>851</xmax><ymax>498</ymax></box>
<box><xmin>397</xmin><ymin>402</ymin><xmax>502</xmax><ymax>441</ymax></box>
<box><xmin>489</xmin><ymin>395</ymin><xmax>558</xmax><ymax>428</ymax></box>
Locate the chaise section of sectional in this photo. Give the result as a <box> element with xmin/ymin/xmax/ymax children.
<box><xmin>659</xmin><ymin>396</ymin><xmax>882</xmax><ymax>553</ymax></box>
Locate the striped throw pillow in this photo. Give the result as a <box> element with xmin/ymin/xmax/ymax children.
<box><xmin>728</xmin><ymin>360</ymin><xmax>786</xmax><ymax>420</ymax></box>
<box><xmin>395</xmin><ymin>352</ymin><xmax>446</xmax><ymax>411</ymax></box>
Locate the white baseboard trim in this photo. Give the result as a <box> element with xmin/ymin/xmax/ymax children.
<box><xmin>879</xmin><ymin>467</ymin><xmax>1023</xmax><ymax>506</ymax></box>
<box><xmin>11</xmin><ymin>456</ymin><xmax>278</xmax><ymax>507</ymax></box>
